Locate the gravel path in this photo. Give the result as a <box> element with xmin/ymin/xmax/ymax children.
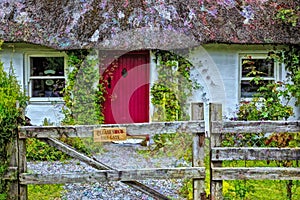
<box><xmin>28</xmin><ymin>143</ymin><xmax>189</xmax><ymax>200</ymax></box>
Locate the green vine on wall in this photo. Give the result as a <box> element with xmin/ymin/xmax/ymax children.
<box><xmin>0</xmin><ymin>41</ymin><xmax>28</xmax><ymax>199</ymax></box>
<box><xmin>275</xmin><ymin>45</ymin><xmax>300</xmax><ymax>106</ymax></box>
<box><xmin>62</xmin><ymin>50</ymin><xmax>105</xmax><ymax>125</ymax></box>
<box><xmin>151</xmin><ymin>50</ymin><xmax>199</xmax><ymax>121</ymax></box>
<box><xmin>276</xmin><ymin>7</ymin><xmax>299</xmax><ymax>27</ymax></box>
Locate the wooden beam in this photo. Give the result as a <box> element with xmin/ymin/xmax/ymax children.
<box><xmin>211</xmin><ymin>147</ymin><xmax>300</xmax><ymax>161</ymax></box>
<box><xmin>19</xmin><ymin>121</ymin><xmax>205</xmax><ymax>138</ymax></box>
<box><xmin>20</xmin><ymin>167</ymin><xmax>205</xmax><ymax>185</ymax></box>
<box><xmin>43</xmin><ymin>137</ymin><xmax>170</xmax><ymax>200</ymax></box>
<box><xmin>191</xmin><ymin>103</ymin><xmax>206</xmax><ymax>199</ymax></box>
<box><xmin>209</xmin><ymin>103</ymin><xmax>223</xmax><ymax>200</ymax></box>
<box><xmin>211</xmin><ymin>121</ymin><xmax>300</xmax><ymax>134</ymax></box>
<box><xmin>7</xmin><ymin>139</ymin><xmax>19</xmax><ymax>199</ymax></box>
<box><xmin>212</xmin><ymin>167</ymin><xmax>300</xmax><ymax>180</ymax></box>
<box><xmin>18</xmin><ymin>139</ymin><xmax>27</xmax><ymax>200</ymax></box>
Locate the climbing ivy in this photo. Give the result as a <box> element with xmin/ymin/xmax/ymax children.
<box><xmin>151</xmin><ymin>50</ymin><xmax>199</xmax><ymax>121</ymax></box>
<box><xmin>62</xmin><ymin>50</ymin><xmax>105</xmax><ymax>125</ymax></box>
<box><xmin>0</xmin><ymin>41</ymin><xmax>28</xmax><ymax>199</ymax></box>
<box><xmin>276</xmin><ymin>7</ymin><xmax>299</xmax><ymax>27</ymax></box>
<box><xmin>273</xmin><ymin>45</ymin><xmax>300</xmax><ymax>106</ymax></box>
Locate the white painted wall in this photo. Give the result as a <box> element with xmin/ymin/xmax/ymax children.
<box><xmin>149</xmin><ymin>50</ymin><xmax>158</xmax><ymax>122</ymax></box>
<box><xmin>188</xmin><ymin>44</ymin><xmax>299</xmax><ymax>120</ymax></box>
<box><xmin>1</xmin><ymin>43</ymin><xmax>298</xmax><ymax>126</ymax></box>
<box><xmin>1</xmin><ymin>49</ymin><xmax>24</xmax><ymax>90</ymax></box>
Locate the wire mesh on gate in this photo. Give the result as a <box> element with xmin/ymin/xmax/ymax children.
<box><xmin>221</xmin><ymin>132</ymin><xmax>267</xmax><ymax>147</ymax></box>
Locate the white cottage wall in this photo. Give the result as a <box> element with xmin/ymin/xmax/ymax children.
<box><xmin>149</xmin><ymin>50</ymin><xmax>158</xmax><ymax>122</ymax></box>
<box><xmin>1</xmin><ymin>49</ymin><xmax>24</xmax><ymax>90</ymax></box>
<box><xmin>1</xmin><ymin>43</ymin><xmax>298</xmax><ymax>126</ymax></box>
<box><xmin>188</xmin><ymin>44</ymin><xmax>239</xmax><ymax>119</ymax></box>
<box><xmin>189</xmin><ymin>44</ymin><xmax>299</xmax><ymax>120</ymax></box>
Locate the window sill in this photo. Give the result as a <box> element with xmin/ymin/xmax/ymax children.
<box><xmin>240</xmin><ymin>97</ymin><xmax>264</xmax><ymax>103</ymax></box>
<box><xmin>29</xmin><ymin>97</ymin><xmax>64</xmax><ymax>103</ymax></box>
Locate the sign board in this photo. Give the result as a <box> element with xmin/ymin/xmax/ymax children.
<box><xmin>93</xmin><ymin>127</ymin><xmax>127</xmax><ymax>142</ymax></box>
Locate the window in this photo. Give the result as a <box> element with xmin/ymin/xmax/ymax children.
<box><xmin>240</xmin><ymin>54</ymin><xmax>277</xmax><ymax>98</ymax></box>
<box><xmin>27</xmin><ymin>54</ymin><xmax>66</xmax><ymax>100</ymax></box>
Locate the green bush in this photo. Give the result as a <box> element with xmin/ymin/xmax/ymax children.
<box><xmin>62</xmin><ymin>50</ymin><xmax>104</xmax><ymax>125</ymax></box>
<box><xmin>28</xmin><ymin>184</ymin><xmax>64</xmax><ymax>200</ymax></box>
<box><xmin>26</xmin><ymin>137</ymin><xmax>92</xmax><ymax>161</ymax></box>
<box><xmin>27</xmin><ymin>118</ymin><xmax>92</xmax><ymax>161</ymax></box>
<box><xmin>236</xmin><ymin>82</ymin><xmax>293</xmax><ymax>121</ymax></box>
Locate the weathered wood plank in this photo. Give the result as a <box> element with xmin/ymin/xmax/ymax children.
<box><xmin>191</xmin><ymin>102</ymin><xmax>204</xmax><ymax>121</ymax></box>
<box><xmin>211</xmin><ymin>147</ymin><xmax>300</xmax><ymax>161</ymax></box>
<box><xmin>212</xmin><ymin>167</ymin><xmax>300</xmax><ymax>180</ymax></box>
<box><xmin>212</xmin><ymin>121</ymin><xmax>300</xmax><ymax>134</ymax></box>
<box><xmin>193</xmin><ymin>133</ymin><xmax>206</xmax><ymax>199</ymax></box>
<box><xmin>43</xmin><ymin>137</ymin><xmax>170</xmax><ymax>200</ymax></box>
<box><xmin>210</xmin><ymin>103</ymin><xmax>223</xmax><ymax>200</ymax></box>
<box><xmin>20</xmin><ymin>167</ymin><xmax>205</xmax><ymax>185</ymax></box>
<box><xmin>7</xmin><ymin>138</ymin><xmax>19</xmax><ymax>200</ymax></box>
<box><xmin>192</xmin><ymin>103</ymin><xmax>206</xmax><ymax>199</ymax></box>
<box><xmin>18</xmin><ymin>139</ymin><xmax>28</xmax><ymax>200</ymax></box>
<box><xmin>19</xmin><ymin>121</ymin><xmax>205</xmax><ymax>138</ymax></box>
<box><xmin>122</xmin><ymin>181</ymin><xmax>170</xmax><ymax>200</ymax></box>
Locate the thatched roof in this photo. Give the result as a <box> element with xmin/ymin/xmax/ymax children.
<box><xmin>0</xmin><ymin>0</ymin><xmax>299</xmax><ymax>50</ymax></box>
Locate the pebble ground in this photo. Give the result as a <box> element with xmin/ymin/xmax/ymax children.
<box><xmin>28</xmin><ymin>143</ymin><xmax>188</xmax><ymax>200</ymax></box>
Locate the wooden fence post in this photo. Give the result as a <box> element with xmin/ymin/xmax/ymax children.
<box><xmin>7</xmin><ymin>138</ymin><xmax>19</xmax><ymax>200</ymax></box>
<box><xmin>191</xmin><ymin>103</ymin><xmax>206</xmax><ymax>199</ymax></box>
<box><xmin>7</xmin><ymin>132</ymin><xmax>27</xmax><ymax>200</ymax></box>
<box><xmin>209</xmin><ymin>103</ymin><xmax>223</xmax><ymax>200</ymax></box>
<box><xmin>18</xmin><ymin>136</ymin><xmax>27</xmax><ymax>200</ymax></box>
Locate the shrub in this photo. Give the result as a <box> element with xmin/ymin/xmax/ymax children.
<box><xmin>26</xmin><ymin>137</ymin><xmax>92</xmax><ymax>161</ymax></box>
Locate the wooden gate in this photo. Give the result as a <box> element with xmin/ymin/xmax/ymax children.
<box><xmin>7</xmin><ymin>104</ymin><xmax>206</xmax><ymax>200</ymax></box>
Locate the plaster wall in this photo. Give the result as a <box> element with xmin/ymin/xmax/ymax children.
<box><xmin>1</xmin><ymin>43</ymin><xmax>298</xmax><ymax>126</ymax></box>
<box><xmin>189</xmin><ymin>44</ymin><xmax>299</xmax><ymax>120</ymax></box>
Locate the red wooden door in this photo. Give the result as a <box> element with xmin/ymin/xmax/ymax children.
<box><xmin>102</xmin><ymin>51</ymin><xmax>150</xmax><ymax>124</ymax></box>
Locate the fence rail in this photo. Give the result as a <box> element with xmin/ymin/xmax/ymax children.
<box><xmin>212</xmin><ymin>167</ymin><xmax>300</xmax><ymax>180</ymax></box>
<box><xmin>211</xmin><ymin>147</ymin><xmax>300</xmax><ymax>161</ymax></box>
<box><xmin>19</xmin><ymin>121</ymin><xmax>205</xmax><ymax>138</ymax></box>
<box><xmin>211</xmin><ymin>121</ymin><xmax>300</xmax><ymax>133</ymax></box>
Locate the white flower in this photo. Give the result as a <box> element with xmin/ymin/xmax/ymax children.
<box><xmin>90</xmin><ymin>30</ymin><xmax>99</xmax><ymax>42</ymax></box>
<box><xmin>118</xmin><ymin>11</ymin><xmax>125</xmax><ymax>19</ymax></box>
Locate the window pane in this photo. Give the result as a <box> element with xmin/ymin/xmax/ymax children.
<box><xmin>241</xmin><ymin>80</ymin><xmax>272</xmax><ymax>98</ymax></box>
<box><xmin>30</xmin><ymin>57</ymin><xmax>64</xmax><ymax>76</ymax></box>
<box><xmin>242</xmin><ymin>58</ymin><xmax>274</xmax><ymax>78</ymax></box>
<box><xmin>32</xmin><ymin>79</ymin><xmax>65</xmax><ymax>97</ymax></box>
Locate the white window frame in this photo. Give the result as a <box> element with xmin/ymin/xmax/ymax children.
<box><xmin>239</xmin><ymin>53</ymin><xmax>279</xmax><ymax>101</ymax></box>
<box><xmin>25</xmin><ymin>52</ymin><xmax>67</xmax><ymax>102</ymax></box>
